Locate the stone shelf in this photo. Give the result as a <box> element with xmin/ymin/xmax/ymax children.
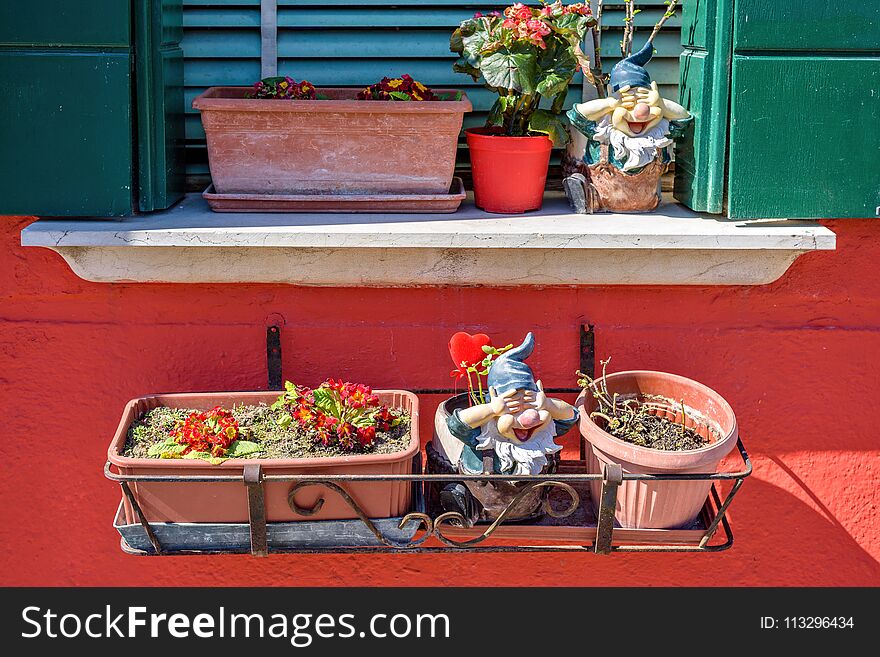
<box><xmin>21</xmin><ymin>193</ymin><xmax>836</xmax><ymax>286</ymax></box>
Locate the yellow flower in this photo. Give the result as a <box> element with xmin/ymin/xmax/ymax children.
<box><xmin>387</xmin><ymin>79</ymin><xmax>403</xmax><ymax>89</ymax></box>
<box><xmin>414</xmin><ymin>81</ymin><xmax>427</xmax><ymax>92</ymax></box>
<box><xmin>412</xmin><ymin>90</ymin><xmax>423</xmax><ymax>101</ymax></box>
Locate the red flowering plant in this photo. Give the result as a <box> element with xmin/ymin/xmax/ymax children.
<box><xmin>357</xmin><ymin>74</ymin><xmax>447</xmax><ymax>101</ymax></box>
<box><xmin>448</xmin><ymin>332</ymin><xmax>513</xmax><ymax>405</ymax></box>
<box><xmin>272</xmin><ymin>380</ymin><xmax>402</xmax><ymax>452</ymax></box>
<box><xmin>248</xmin><ymin>76</ymin><xmax>318</xmax><ymax>100</ymax></box>
<box><xmin>451</xmin><ymin>1</ymin><xmax>596</xmax><ymax>144</ymax></box>
<box><xmin>147</xmin><ymin>406</ymin><xmax>262</xmax><ymax>463</ymax></box>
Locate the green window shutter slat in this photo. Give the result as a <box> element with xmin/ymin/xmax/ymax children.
<box><xmin>181</xmin><ymin>1</ymin><xmax>685</xmax><ymax>182</ymax></box>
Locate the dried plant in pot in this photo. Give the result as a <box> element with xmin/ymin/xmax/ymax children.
<box><xmin>108</xmin><ymin>380</ymin><xmax>419</xmax><ymax>524</ymax></box>
<box><xmin>430</xmin><ymin>331</ymin><xmax>579</xmax><ymax>523</ymax></box>
<box><xmin>563</xmin><ymin>1</ymin><xmax>692</xmax><ymax>212</ymax></box>
<box><xmin>575</xmin><ymin>363</ymin><xmax>738</xmax><ymax>529</ymax></box>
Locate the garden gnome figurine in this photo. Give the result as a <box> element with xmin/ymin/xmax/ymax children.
<box><xmin>563</xmin><ymin>40</ymin><xmax>692</xmax><ymax>213</ymax></box>
<box><xmin>438</xmin><ymin>333</ymin><xmax>579</xmax><ymax>522</ymax></box>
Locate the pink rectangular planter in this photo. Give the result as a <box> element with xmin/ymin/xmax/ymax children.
<box><xmin>108</xmin><ymin>390</ymin><xmax>419</xmax><ymax>524</ymax></box>
<box><xmin>192</xmin><ymin>87</ymin><xmax>472</xmax><ymax>196</ymax></box>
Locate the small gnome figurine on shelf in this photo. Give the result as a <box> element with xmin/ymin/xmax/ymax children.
<box><xmin>432</xmin><ymin>332</ymin><xmax>579</xmax><ymax>523</ymax></box>
<box><xmin>563</xmin><ymin>41</ymin><xmax>693</xmax><ymax>213</ymax></box>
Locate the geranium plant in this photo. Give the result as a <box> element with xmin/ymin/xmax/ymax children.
<box><xmin>147</xmin><ymin>406</ymin><xmax>262</xmax><ymax>463</ymax></box>
<box><xmin>448</xmin><ymin>332</ymin><xmax>513</xmax><ymax>405</ymax></box>
<box><xmin>451</xmin><ymin>1</ymin><xmax>596</xmax><ymax>144</ymax></box>
<box><xmin>248</xmin><ymin>76</ymin><xmax>318</xmax><ymax>100</ymax></box>
<box><xmin>272</xmin><ymin>380</ymin><xmax>402</xmax><ymax>452</ymax></box>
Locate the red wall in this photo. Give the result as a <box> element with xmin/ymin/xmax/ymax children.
<box><xmin>1</xmin><ymin>215</ymin><xmax>878</xmax><ymax>586</ymax></box>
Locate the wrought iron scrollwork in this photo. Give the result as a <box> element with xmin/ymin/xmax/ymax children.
<box><xmin>288</xmin><ymin>481</ymin><xmax>433</xmax><ymax>549</ymax></box>
<box><xmin>432</xmin><ymin>481</ymin><xmax>580</xmax><ymax>547</ymax></box>
<box><xmin>289</xmin><ymin>479</ymin><xmax>579</xmax><ymax>549</ymax></box>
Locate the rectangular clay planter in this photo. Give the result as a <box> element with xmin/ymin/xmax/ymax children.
<box><xmin>202</xmin><ymin>177</ymin><xmax>466</xmax><ymax>213</ymax></box>
<box><xmin>192</xmin><ymin>87</ymin><xmax>472</xmax><ymax>196</ymax></box>
<box><xmin>108</xmin><ymin>390</ymin><xmax>419</xmax><ymax>524</ymax></box>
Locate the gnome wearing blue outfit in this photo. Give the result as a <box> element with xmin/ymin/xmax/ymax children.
<box><xmin>567</xmin><ymin>40</ymin><xmax>692</xmax><ymax>175</ymax></box>
<box><xmin>437</xmin><ymin>333</ymin><xmax>579</xmax><ymax>522</ymax></box>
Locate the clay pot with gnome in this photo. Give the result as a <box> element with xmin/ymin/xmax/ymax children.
<box><xmin>563</xmin><ymin>2</ymin><xmax>692</xmax><ymax>212</ymax></box>
<box><xmin>429</xmin><ymin>332</ymin><xmax>579</xmax><ymax>523</ymax></box>
<box><xmin>451</xmin><ymin>3</ymin><xmax>597</xmax><ymax>213</ymax></box>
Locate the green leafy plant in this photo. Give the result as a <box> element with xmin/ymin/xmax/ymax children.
<box><xmin>451</xmin><ymin>2</ymin><xmax>596</xmax><ymax>144</ymax></box>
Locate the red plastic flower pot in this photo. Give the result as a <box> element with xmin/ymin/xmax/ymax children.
<box><xmin>466</xmin><ymin>127</ymin><xmax>552</xmax><ymax>213</ymax></box>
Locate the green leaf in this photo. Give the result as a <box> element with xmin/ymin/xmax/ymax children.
<box><xmin>183</xmin><ymin>450</ymin><xmax>213</xmax><ymax>461</ymax></box>
<box><xmin>486</xmin><ymin>96</ymin><xmax>514</xmax><ymax>126</ymax></box>
<box><xmin>529</xmin><ymin>110</ymin><xmax>570</xmax><ymax>147</ymax></box>
<box><xmin>480</xmin><ymin>45</ymin><xmax>537</xmax><ymax>94</ymax></box>
<box><xmin>388</xmin><ymin>91</ymin><xmax>411</xmax><ymax>101</ymax></box>
<box><xmin>453</xmin><ymin>57</ymin><xmax>481</xmax><ymax>82</ymax></box>
<box><xmin>312</xmin><ymin>388</ymin><xmax>338</xmax><ymax>416</ymax></box>
<box><xmin>450</xmin><ymin>27</ymin><xmax>464</xmax><ymax>54</ymax></box>
<box><xmin>277</xmin><ymin>413</ymin><xmax>292</xmax><ymax>428</ymax></box>
<box><xmin>226</xmin><ymin>440</ymin><xmax>263</xmax><ymax>457</ymax></box>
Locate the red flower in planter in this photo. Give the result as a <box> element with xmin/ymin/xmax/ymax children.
<box><xmin>357</xmin><ymin>425</ymin><xmax>376</xmax><ymax>447</ymax></box>
<box><xmin>359</xmin><ymin>75</ymin><xmax>438</xmax><ymax>101</ymax></box>
<box><xmin>273</xmin><ymin>379</ymin><xmax>400</xmax><ymax>453</ymax></box>
<box><xmin>171</xmin><ymin>406</ymin><xmax>239</xmax><ymax>457</ymax></box>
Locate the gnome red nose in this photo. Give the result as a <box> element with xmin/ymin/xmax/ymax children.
<box><xmin>517</xmin><ymin>409</ymin><xmax>541</xmax><ymax>428</ymax></box>
<box><xmin>633</xmin><ymin>102</ymin><xmax>651</xmax><ymax>120</ymax></box>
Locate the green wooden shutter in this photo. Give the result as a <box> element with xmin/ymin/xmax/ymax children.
<box><xmin>0</xmin><ymin>1</ymin><xmax>134</xmax><ymax>216</ymax></box>
<box><xmin>0</xmin><ymin>1</ymin><xmax>185</xmax><ymax>217</ymax></box>
<box><xmin>676</xmin><ymin>0</ymin><xmax>880</xmax><ymax>219</ymax></box>
<box><xmin>181</xmin><ymin>1</ymin><xmax>684</xmax><ymax>186</ymax></box>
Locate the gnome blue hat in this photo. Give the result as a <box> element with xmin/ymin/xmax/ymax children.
<box><xmin>609</xmin><ymin>40</ymin><xmax>653</xmax><ymax>92</ymax></box>
<box><xmin>487</xmin><ymin>333</ymin><xmax>538</xmax><ymax>396</ymax></box>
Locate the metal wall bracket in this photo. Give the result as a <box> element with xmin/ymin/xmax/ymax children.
<box><xmin>267</xmin><ymin>325</ymin><xmax>282</xmax><ymax>390</ymax></box>
<box><xmin>594</xmin><ymin>463</ymin><xmax>623</xmax><ymax>555</ymax></box>
<box><xmin>244</xmin><ymin>463</ymin><xmax>268</xmax><ymax>557</ymax></box>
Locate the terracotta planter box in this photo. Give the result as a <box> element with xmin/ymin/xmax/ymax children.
<box><xmin>108</xmin><ymin>390</ymin><xmax>419</xmax><ymax>524</ymax></box>
<box><xmin>192</xmin><ymin>87</ymin><xmax>472</xmax><ymax>196</ymax></box>
<box><xmin>577</xmin><ymin>371</ymin><xmax>738</xmax><ymax>529</ymax></box>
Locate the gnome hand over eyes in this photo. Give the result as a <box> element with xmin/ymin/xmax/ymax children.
<box><xmin>636</xmin><ymin>81</ymin><xmax>661</xmax><ymax>107</ymax></box>
<box><xmin>521</xmin><ymin>380</ymin><xmax>548</xmax><ymax>411</ymax></box>
<box><xmin>489</xmin><ymin>387</ymin><xmax>518</xmax><ymax>416</ymax></box>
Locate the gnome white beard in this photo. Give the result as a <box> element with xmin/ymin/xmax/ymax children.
<box><xmin>593</xmin><ymin>116</ymin><xmax>672</xmax><ymax>171</ymax></box>
<box><xmin>475</xmin><ymin>421</ymin><xmax>563</xmax><ymax>476</ymax></box>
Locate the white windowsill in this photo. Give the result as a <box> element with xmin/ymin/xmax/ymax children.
<box><xmin>20</xmin><ymin>193</ymin><xmax>836</xmax><ymax>286</ymax></box>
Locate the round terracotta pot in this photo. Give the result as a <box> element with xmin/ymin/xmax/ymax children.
<box><xmin>466</xmin><ymin>127</ymin><xmax>552</xmax><ymax>213</ymax></box>
<box><xmin>576</xmin><ymin>371</ymin><xmax>738</xmax><ymax>529</ymax></box>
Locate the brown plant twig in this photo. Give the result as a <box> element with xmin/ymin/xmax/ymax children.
<box><xmin>647</xmin><ymin>0</ymin><xmax>679</xmax><ymax>45</ymax></box>
<box><xmin>621</xmin><ymin>0</ymin><xmax>635</xmax><ymax>58</ymax></box>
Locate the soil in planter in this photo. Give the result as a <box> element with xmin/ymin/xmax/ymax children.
<box><xmin>590</xmin><ymin>400</ymin><xmax>716</xmax><ymax>451</ymax></box>
<box><xmin>123</xmin><ymin>404</ymin><xmax>412</xmax><ymax>460</ymax></box>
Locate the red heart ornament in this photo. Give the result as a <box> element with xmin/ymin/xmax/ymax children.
<box><xmin>448</xmin><ymin>332</ymin><xmax>492</xmax><ymax>373</ymax></box>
